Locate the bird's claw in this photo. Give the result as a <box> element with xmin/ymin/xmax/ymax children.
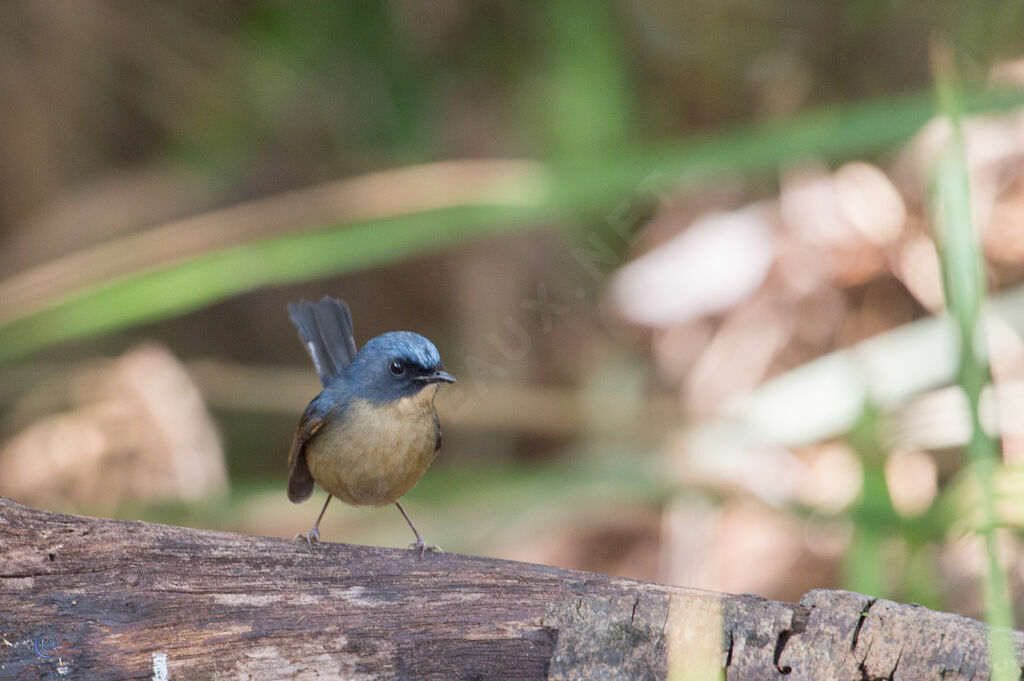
<box><xmin>409</xmin><ymin>539</ymin><xmax>443</xmax><ymax>555</ymax></box>
<box><xmin>294</xmin><ymin>527</ymin><xmax>321</xmax><ymax>546</ymax></box>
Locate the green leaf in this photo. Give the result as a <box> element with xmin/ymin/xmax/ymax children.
<box><xmin>1</xmin><ymin>87</ymin><xmax>1022</xmax><ymax>364</ymax></box>
<box><xmin>929</xmin><ymin>50</ymin><xmax>1015</xmax><ymax>680</ymax></box>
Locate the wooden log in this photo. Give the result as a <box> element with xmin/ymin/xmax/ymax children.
<box><xmin>0</xmin><ymin>496</ymin><xmax>1021</xmax><ymax>680</ymax></box>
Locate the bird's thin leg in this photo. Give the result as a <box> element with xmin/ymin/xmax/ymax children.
<box><xmin>395</xmin><ymin>501</ymin><xmax>442</xmax><ymax>554</ymax></box>
<box><xmin>295</xmin><ymin>494</ymin><xmax>332</xmax><ymax>546</ymax></box>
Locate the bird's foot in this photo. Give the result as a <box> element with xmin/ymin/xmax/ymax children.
<box><xmin>294</xmin><ymin>526</ymin><xmax>321</xmax><ymax>546</ymax></box>
<box><xmin>408</xmin><ymin>538</ymin><xmax>443</xmax><ymax>555</ymax></box>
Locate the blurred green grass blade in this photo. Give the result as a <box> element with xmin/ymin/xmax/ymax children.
<box><xmin>930</xmin><ymin>52</ymin><xmax>1015</xmax><ymax>681</ymax></box>
<box><xmin>0</xmin><ymin>205</ymin><xmax>530</xmax><ymax>364</ymax></box>
<box><xmin>548</xmin><ymin>87</ymin><xmax>1024</xmax><ymax>208</ymax></box>
<box><xmin>1</xmin><ymin>86</ymin><xmax>1023</xmax><ymax>364</ymax></box>
<box><xmin>542</xmin><ymin>0</ymin><xmax>632</xmax><ymax>157</ymax></box>
<box><xmin>843</xmin><ymin>406</ymin><xmax>901</xmax><ymax>599</ymax></box>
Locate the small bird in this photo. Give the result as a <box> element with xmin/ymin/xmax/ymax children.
<box><xmin>286</xmin><ymin>296</ymin><xmax>455</xmax><ymax>553</ymax></box>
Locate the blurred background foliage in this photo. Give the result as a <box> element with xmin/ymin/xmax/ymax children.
<box><xmin>3</xmin><ymin>0</ymin><xmax>1024</xmax><ymax>628</ymax></box>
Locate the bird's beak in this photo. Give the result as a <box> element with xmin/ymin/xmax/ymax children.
<box><xmin>417</xmin><ymin>368</ymin><xmax>457</xmax><ymax>384</ymax></box>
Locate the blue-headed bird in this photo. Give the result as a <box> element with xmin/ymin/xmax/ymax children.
<box><xmin>286</xmin><ymin>296</ymin><xmax>455</xmax><ymax>553</ymax></box>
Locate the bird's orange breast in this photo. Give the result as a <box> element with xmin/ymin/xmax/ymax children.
<box><xmin>305</xmin><ymin>386</ymin><xmax>440</xmax><ymax>507</ymax></box>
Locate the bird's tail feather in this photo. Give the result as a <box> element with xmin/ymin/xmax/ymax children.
<box><xmin>287</xmin><ymin>463</ymin><xmax>315</xmax><ymax>503</ymax></box>
<box><xmin>288</xmin><ymin>296</ymin><xmax>358</xmax><ymax>387</ymax></box>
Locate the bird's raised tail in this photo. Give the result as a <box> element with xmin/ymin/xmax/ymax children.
<box><xmin>288</xmin><ymin>296</ymin><xmax>358</xmax><ymax>387</ymax></box>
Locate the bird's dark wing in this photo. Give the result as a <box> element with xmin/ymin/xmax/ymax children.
<box><xmin>288</xmin><ymin>296</ymin><xmax>358</xmax><ymax>387</ymax></box>
<box><xmin>286</xmin><ymin>395</ymin><xmax>339</xmax><ymax>503</ymax></box>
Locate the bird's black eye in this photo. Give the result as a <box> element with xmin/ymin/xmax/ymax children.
<box><xmin>389</xmin><ymin>360</ymin><xmax>406</xmax><ymax>376</ymax></box>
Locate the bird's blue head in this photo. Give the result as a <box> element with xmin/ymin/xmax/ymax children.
<box><xmin>346</xmin><ymin>331</ymin><xmax>456</xmax><ymax>404</ymax></box>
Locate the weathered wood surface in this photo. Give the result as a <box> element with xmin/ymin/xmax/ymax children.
<box><xmin>1</xmin><ymin>497</ymin><xmax>1021</xmax><ymax>680</ymax></box>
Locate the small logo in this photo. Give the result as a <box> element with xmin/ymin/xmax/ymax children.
<box><xmin>33</xmin><ymin>635</ymin><xmax>71</xmax><ymax>658</ymax></box>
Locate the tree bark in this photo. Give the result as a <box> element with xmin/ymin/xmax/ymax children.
<box><xmin>0</xmin><ymin>497</ymin><xmax>1020</xmax><ymax>680</ymax></box>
